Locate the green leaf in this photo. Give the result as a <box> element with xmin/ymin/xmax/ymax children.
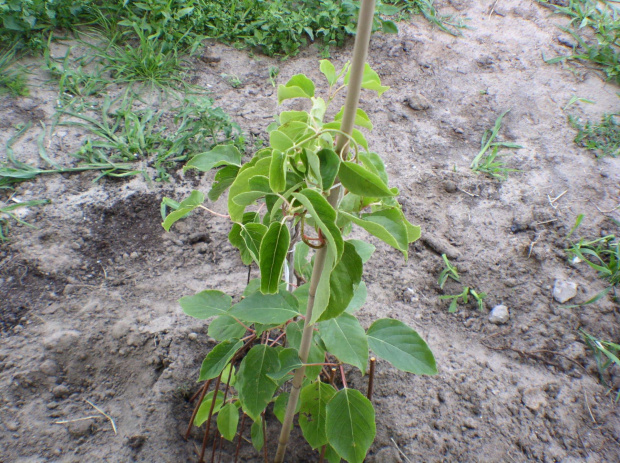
<box><xmin>338</xmin><ymin>162</ymin><xmax>397</xmax><ymax>198</ymax></box>
<box><xmin>292</xmin><ymin>189</ymin><xmax>344</xmax><ymax>262</ymax></box>
<box><xmin>231</xmin><ymin>190</ymin><xmax>266</xmax><ymax>207</ymax></box>
<box><xmin>348</xmin><ymin>239</ymin><xmax>375</xmax><ymax>263</ymax></box>
<box><xmin>208</xmin><ymin>165</ymin><xmax>239</xmax><ymax>201</ymax></box>
<box><xmin>318</xmin><ymin>242</ymin><xmax>363</xmax><ymax>321</ymax></box>
<box><xmin>344</xmin><ymin>63</ymin><xmax>389</xmax><ymax>96</ymax></box>
<box><xmin>230</xmin><ymin>291</ymin><xmax>300</xmax><ymax>325</ymax></box>
<box><xmin>273</xmin><ymin>392</ymin><xmax>300</xmax><ymax>425</ymax></box>
<box><xmin>251</xmin><ymin>419</ymin><xmax>264</xmax><ymax>452</ymax></box>
<box><xmin>341</xmin><ymin>209</ymin><xmax>409</xmax><ymax>257</ymax></box>
<box><xmin>199</xmin><ymin>339</ymin><xmax>243</xmax><ymax>381</ymax></box>
<box><xmin>259</xmin><ymin>222</ymin><xmax>291</xmax><ymax>294</ymax></box>
<box><xmin>241</xmin><ymin>222</ymin><xmax>268</xmax><ymax>263</ymax></box>
<box><xmin>179</xmin><ymin>290</ymin><xmax>232</xmax><ymax>319</ymax></box>
<box><xmin>367</xmin><ymin>319</ymin><xmax>437</xmax><ymax>375</ymax></box>
<box><xmin>404</xmin><ymin>216</ymin><xmax>421</xmax><ymax>243</ymax></box>
<box><xmin>334</xmin><ymin>107</ymin><xmax>373</xmax><ymax>131</ymax></box>
<box><xmin>217</xmin><ymin>402</ymin><xmax>239</xmax><ymax>441</ymax></box>
<box><xmin>268</xmin><ymin>347</ymin><xmax>302</xmax><ymax>381</ymax></box>
<box><xmin>270</xmin><ymin>130</ymin><xmax>295</xmax><ymax>152</ymax></box>
<box><xmin>345</xmin><ymin>281</ymin><xmax>367</xmax><ymax>314</ymax></box>
<box><xmin>319</xmin><ymin>313</ymin><xmax>368</xmax><ymax>374</ymax></box>
<box><xmin>299</xmin><ymin>381</ymin><xmax>337</xmax><ymax>449</ymax></box>
<box><xmin>324</xmin><ymin>444</ymin><xmax>342</xmax><ymax>463</ymax></box>
<box><xmin>194</xmin><ymin>391</ymin><xmax>224</xmax><ymax>426</ymax></box>
<box><xmin>358</xmin><ymin>152</ymin><xmax>388</xmax><ymax>185</ymax></box>
<box><xmin>161</xmin><ymin>190</ymin><xmax>204</xmax><ymax>231</ymax></box>
<box><xmin>269</xmin><ymin>149</ymin><xmax>287</xmax><ymax>193</ymax></box>
<box><xmin>236</xmin><ymin>345</ymin><xmax>280</xmax><ymax>421</ymax></box>
<box><xmin>228</xmin><ymin>157</ymin><xmax>272</xmax><ymax>222</ymax></box>
<box><xmin>326</xmin><ymin>389</ymin><xmax>375</xmax><ymax>463</ymax></box>
<box><xmin>317</xmin><ymin>148</ymin><xmax>341</xmax><ymax>191</ymax></box>
<box><xmin>286</xmin><ymin>320</ymin><xmax>325</xmax><ymax>380</ymax></box>
<box><xmin>381</xmin><ymin>19</ymin><xmax>398</xmax><ymax>34</ymax></box>
<box><xmin>277</xmin><ymin>74</ymin><xmax>315</xmax><ymax>104</ymax></box>
<box><xmin>278</xmin><ymin>121</ymin><xmax>312</xmax><ymax>143</ymax></box>
<box><xmin>322</xmin><ymin>122</ymin><xmax>369</xmax><ymax>151</ymax></box>
<box><xmin>279</xmin><ymin>111</ymin><xmax>310</xmax><ymax>125</ymax></box>
<box><xmin>184</xmin><ymin>144</ymin><xmax>242</xmax><ymax>173</ymax></box>
<box><xmin>208</xmin><ymin>315</ymin><xmax>247</xmax><ymax>341</ymax></box>
<box><xmin>294</xmin><ymin>241</ymin><xmax>312</xmax><ymax>282</ymax></box>
<box><xmin>320</xmin><ymin>59</ymin><xmax>337</xmax><ymax>86</ymax></box>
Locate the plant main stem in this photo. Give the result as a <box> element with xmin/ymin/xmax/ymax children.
<box><xmin>273</xmin><ymin>1</ymin><xmax>376</xmax><ymax>461</ymax></box>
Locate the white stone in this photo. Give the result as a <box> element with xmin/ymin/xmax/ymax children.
<box><xmin>488</xmin><ymin>305</ymin><xmax>510</xmax><ymax>324</ymax></box>
<box><xmin>553</xmin><ymin>280</ymin><xmax>578</xmax><ymax>303</ymax></box>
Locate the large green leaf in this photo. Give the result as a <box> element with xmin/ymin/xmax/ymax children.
<box><xmin>319</xmin><ymin>59</ymin><xmax>337</xmax><ymax>86</ymax></box>
<box><xmin>230</xmin><ymin>291</ymin><xmax>300</xmax><ymax>325</ymax></box>
<box><xmin>268</xmin><ymin>347</ymin><xmax>302</xmax><ymax>381</ymax></box>
<box><xmin>347</xmin><ymin>239</ymin><xmax>375</xmax><ymax>263</ymax></box>
<box><xmin>286</xmin><ymin>320</ymin><xmax>325</xmax><ymax>380</ymax></box>
<box><xmin>270</xmin><ymin>130</ymin><xmax>295</xmax><ymax>152</ymax></box>
<box><xmin>208</xmin><ymin>315</ymin><xmax>247</xmax><ymax>341</ymax></box>
<box><xmin>199</xmin><ymin>339</ymin><xmax>243</xmax><ymax>381</ymax></box>
<box><xmin>217</xmin><ymin>402</ymin><xmax>239</xmax><ymax>441</ymax></box>
<box><xmin>345</xmin><ymin>281</ymin><xmax>367</xmax><ymax>314</ymax></box>
<box><xmin>318</xmin><ymin>242</ymin><xmax>363</xmax><ymax>321</ymax></box>
<box><xmin>251</xmin><ymin>419</ymin><xmax>264</xmax><ymax>452</ymax></box>
<box><xmin>184</xmin><ymin>144</ymin><xmax>242</xmax><ymax>173</ymax></box>
<box><xmin>162</xmin><ymin>190</ymin><xmax>204</xmax><ymax>231</ymax></box>
<box><xmin>319</xmin><ymin>313</ymin><xmax>368</xmax><ymax>374</ymax></box>
<box><xmin>179</xmin><ymin>290</ymin><xmax>232</xmax><ymax>319</ymax></box>
<box><xmin>236</xmin><ymin>345</ymin><xmax>280</xmax><ymax>421</ymax></box>
<box><xmin>228</xmin><ymin>157</ymin><xmax>271</xmax><ymax>222</ymax></box>
<box><xmin>344</xmin><ymin>63</ymin><xmax>390</xmax><ymax>96</ymax></box>
<box><xmin>338</xmin><ymin>162</ymin><xmax>397</xmax><ymax>198</ymax></box>
<box><xmin>208</xmin><ymin>165</ymin><xmax>239</xmax><ymax>201</ymax></box>
<box><xmin>194</xmin><ymin>391</ymin><xmax>224</xmax><ymax>426</ymax></box>
<box><xmin>326</xmin><ymin>389</ymin><xmax>376</xmax><ymax>463</ymax></box>
<box><xmin>367</xmin><ymin>318</ymin><xmax>437</xmax><ymax>375</ymax></box>
<box><xmin>317</xmin><ymin>148</ymin><xmax>341</xmax><ymax>191</ymax></box>
<box><xmin>269</xmin><ymin>149</ymin><xmax>287</xmax><ymax>193</ymax></box>
<box><xmin>277</xmin><ymin>74</ymin><xmax>315</xmax><ymax>104</ymax></box>
<box><xmin>334</xmin><ymin>107</ymin><xmax>373</xmax><ymax>131</ymax></box>
<box><xmin>340</xmin><ymin>209</ymin><xmax>409</xmax><ymax>257</ymax></box>
<box><xmin>259</xmin><ymin>222</ymin><xmax>291</xmax><ymax>294</ymax></box>
<box><xmin>358</xmin><ymin>152</ymin><xmax>387</xmax><ymax>184</ymax></box>
<box><xmin>292</xmin><ymin>189</ymin><xmax>344</xmax><ymax>262</ymax></box>
<box><xmin>299</xmin><ymin>381</ymin><xmax>337</xmax><ymax>449</ymax></box>
<box><xmin>240</xmin><ymin>222</ymin><xmax>268</xmax><ymax>264</ymax></box>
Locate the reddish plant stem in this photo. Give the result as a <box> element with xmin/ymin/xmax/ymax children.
<box><xmin>234</xmin><ymin>414</ymin><xmax>247</xmax><ymax>463</ymax></box>
<box><xmin>319</xmin><ymin>445</ymin><xmax>327</xmax><ymax>462</ymax></box>
<box><xmin>186</xmin><ymin>379</ymin><xmax>212</xmax><ymax>439</ymax></box>
<box><xmin>330</xmin><ymin>368</ymin><xmax>337</xmax><ymax>388</ymax></box>
<box><xmin>339</xmin><ymin>365</ymin><xmax>348</xmax><ymax>389</ymax></box>
<box><xmin>199</xmin><ymin>373</ymin><xmax>223</xmax><ymax>462</ymax></box>
<box><xmin>367</xmin><ymin>357</ymin><xmax>376</xmax><ymax>400</ymax></box>
<box><xmin>269</xmin><ymin>331</ymin><xmax>286</xmax><ymax>347</ymax></box>
<box><xmin>210</xmin><ymin>430</ymin><xmax>220</xmax><ymax>463</ymax></box>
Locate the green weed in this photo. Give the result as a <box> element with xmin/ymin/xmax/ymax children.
<box><xmin>0</xmin><ymin>198</ymin><xmax>50</xmax><ymax>242</ymax></box>
<box><xmin>540</xmin><ymin>0</ymin><xmax>620</xmax><ymax>83</ymax></box>
<box><xmin>440</xmin><ymin>286</ymin><xmax>487</xmax><ymax>313</ymax></box>
<box><xmin>471</xmin><ymin>110</ymin><xmax>523</xmax><ymax>180</ymax></box>
<box><xmin>222</xmin><ymin>73</ymin><xmax>243</xmax><ymax>88</ymax></box>
<box><xmin>0</xmin><ymin>44</ymin><xmax>29</xmax><ymax>97</ymax></box>
<box><xmin>438</xmin><ymin>253</ymin><xmax>460</xmax><ymax>289</ymax></box>
<box><xmin>581</xmin><ymin>330</ymin><xmax>620</xmax><ymax>401</ymax></box>
<box><xmin>569</xmin><ymin>113</ymin><xmax>620</xmax><ymax>157</ymax></box>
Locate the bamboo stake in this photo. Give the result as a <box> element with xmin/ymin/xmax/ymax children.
<box><xmin>273</xmin><ymin>1</ymin><xmax>376</xmax><ymax>461</ymax></box>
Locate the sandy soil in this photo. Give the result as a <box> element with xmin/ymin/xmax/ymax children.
<box><xmin>1</xmin><ymin>0</ymin><xmax>619</xmax><ymax>462</ymax></box>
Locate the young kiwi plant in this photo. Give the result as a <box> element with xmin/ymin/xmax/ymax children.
<box><xmin>161</xmin><ymin>1</ymin><xmax>437</xmax><ymax>461</ymax></box>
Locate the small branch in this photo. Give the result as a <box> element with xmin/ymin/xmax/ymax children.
<box><xmin>339</xmin><ymin>365</ymin><xmax>349</xmax><ymax>389</ymax></box>
<box><xmin>199</xmin><ymin>373</ymin><xmax>223</xmax><ymax>463</ymax></box>
<box><xmin>198</xmin><ymin>205</ymin><xmax>230</xmax><ymax>219</ymax></box>
<box><xmin>367</xmin><ymin>357</ymin><xmax>376</xmax><ymax>400</ymax></box>
<box><xmin>187</xmin><ymin>379</ymin><xmax>212</xmax><ymax>439</ymax></box>
<box><xmin>234</xmin><ymin>414</ymin><xmax>247</xmax><ymax>463</ymax></box>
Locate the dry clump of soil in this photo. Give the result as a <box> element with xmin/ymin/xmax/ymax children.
<box><xmin>1</xmin><ymin>0</ymin><xmax>620</xmax><ymax>462</ymax></box>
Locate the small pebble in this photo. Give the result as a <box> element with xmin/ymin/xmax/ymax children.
<box><xmin>553</xmin><ymin>280</ymin><xmax>578</xmax><ymax>303</ymax></box>
<box><xmin>488</xmin><ymin>305</ymin><xmax>510</xmax><ymax>324</ymax></box>
<box><xmin>188</xmin><ymin>332</ymin><xmax>198</xmax><ymax>341</ymax></box>
<box><xmin>443</xmin><ymin>181</ymin><xmax>457</xmax><ymax>193</ymax></box>
<box><xmin>52</xmin><ymin>385</ymin><xmax>70</xmax><ymax>399</ymax></box>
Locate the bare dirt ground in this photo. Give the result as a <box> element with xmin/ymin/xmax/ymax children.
<box><xmin>1</xmin><ymin>0</ymin><xmax>619</xmax><ymax>461</ymax></box>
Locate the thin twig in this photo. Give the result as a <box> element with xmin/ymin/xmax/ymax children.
<box><xmin>198</xmin><ymin>205</ymin><xmax>230</xmax><ymax>218</ymax></box>
<box><xmin>200</xmin><ymin>373</ymin><xmax>223</xmax><ymax>463</ymax></box>
<box><xmin>339</xmin><ymin>365</ymin><xmax>348</xmax><ymax>389</ymax></box>
<box><xmin>85</xmin><ymin>399</ymin><xmax>117</xmax><ymax>434</ymax></box>
<box><xmin>367</xmin><ymin>357</ymin><xmax>376</xmax><ymax>400</ymax></box>
<box><xmin>548</xmin><ymin>190</ymin><xmax>568</xmax><ymax>209</ymax></box>
<box><xmin>390</xmin><ymin>437</ymin><xmax>412</xmax><ymax>463</ymax></box>
<box><xmin>457</xmin><ymin>187</ymin><xmax>478</xmax><ymax>197</ymax></box>
<box><xmin>54</xmin><ymin>415</ymin><xmax>99</xmax><ymax>424</ymax></box>
<box><xmin>583</xmin><ymin>390</ymin><xmax>597</xmax><ymax>424</ymax></box>
<box><xmin>234</xmin><ymin>414</ymin><xmax>247</xmax><ymax>463</ymax></box>
<box><xmin>187</xmin><ymin>379</ymin><xmax>212</xmax><ymax>439</ymax></box>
